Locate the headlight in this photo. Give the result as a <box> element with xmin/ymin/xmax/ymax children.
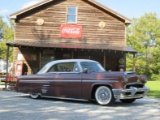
<box><xmin>123</xmin><ymin>75</ymin><xmax>128</xmax><ymax>83</ymax></box>
<box><xmin>139</xmin><ymin>75</ymin><xmax>147</xmax><ymax>84</ymax></box>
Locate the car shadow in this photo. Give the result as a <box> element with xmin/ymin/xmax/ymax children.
<box><xmin>18</xmin><ymin>94</ymin><xmax>149</xmax><ymax>107</ymax></box>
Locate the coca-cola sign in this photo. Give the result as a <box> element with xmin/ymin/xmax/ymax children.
<box><xmin>60</xmin><ymin>24</ymin><xmax>82</xmax><ymax>38</ymax></box>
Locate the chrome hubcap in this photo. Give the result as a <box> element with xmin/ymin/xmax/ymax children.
<box><xmin>98</xmin><ymin>89</ymin><xmax>110</xmax><ymax>102</ymax></box>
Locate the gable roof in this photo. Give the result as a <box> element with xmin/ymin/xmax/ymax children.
<box><xmin>10</xmin><ymin>0</ymin><xmax>131</xmax><ymax>24</ymax></box>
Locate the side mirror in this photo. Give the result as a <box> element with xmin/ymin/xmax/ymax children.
<box><xmin>83</xmin><ymin>68</ymin><xmax>88</xmax><ymax>73</ymax></box>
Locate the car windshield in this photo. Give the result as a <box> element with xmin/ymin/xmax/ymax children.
<box><xmin>80</xmin><ymin>62</ymin><xmax>105</xmax><ymax>72</ymax></box>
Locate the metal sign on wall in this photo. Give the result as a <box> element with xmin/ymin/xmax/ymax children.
<box><xmin>60</xmin><ymin>24</ymin><xmax>82</xmax><ymax>38</ymax></box>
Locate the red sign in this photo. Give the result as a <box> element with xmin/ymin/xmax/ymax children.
<box><xmin>14</xmin><ymin>61</ymin><xmax>23</xmax><ymax>77</ymax></box>
<box><xmin>60</xmin><ymin>24</ymin><xmax>82</xmax><ymax>38</ymax></box>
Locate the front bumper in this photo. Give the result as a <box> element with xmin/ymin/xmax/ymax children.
<box><xmin>112</xmin><ymin>86</ymin><xmax>150</xmax><ymax>100</ymax></box>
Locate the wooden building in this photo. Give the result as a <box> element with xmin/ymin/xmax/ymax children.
<box><xmin>6</xmin><ymin>0</ymin><xmax>136</xmax><ymax>76</ymax></box>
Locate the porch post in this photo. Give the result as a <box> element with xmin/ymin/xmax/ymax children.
<box><xmin>39</xmin><ymin>49</ymin><xmax>42</xmax><ymax>70</ymax></box>
<box><xmin>133</xmin><ymin>53</ymin><xmax>136</xmax><ymax>71</ymax></box>
<box><xmin>71</xmin><ymin>51</ymin><xmax>74</xmax><ymax>59</ymax></box>
<box><xmin>103</xmin><ymin>52</ymin><xmax>106</xmax><ymax>70</ymax></box>
<box><xmin>5</xmin><ymin>45</ymin><xmax>10</xmax><ymax>90</ymax></box>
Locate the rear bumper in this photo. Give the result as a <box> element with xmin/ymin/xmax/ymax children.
<box><xmin>8</xmin><ymin>85</ymin><xmax>17</xmax><ymax>91</ymax></box>
<box><xmin>112</xmin><ymin>86</ymin><xmax>150</xmax><ymax>99</ymax></box>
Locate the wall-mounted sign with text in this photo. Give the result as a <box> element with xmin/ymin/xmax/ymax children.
<box><xmin>60</xmin><ymin>24</ymin><xmax>82</xmax><ymax>38</ymax></box>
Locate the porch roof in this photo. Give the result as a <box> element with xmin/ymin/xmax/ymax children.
<box><xmin>6</xmin><ymin>40</ymin><xmax>137</xmax><ymax>53</ymax></box>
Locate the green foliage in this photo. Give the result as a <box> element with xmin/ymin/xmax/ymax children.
<box><xmin>0</xmin><ymin>17</ymin><xmax>6</xmax><ymax>39</ymax></box>
<box><xmin>127</xmin><ymin>13</ymin><xmax>160</xmax><ymax>80</ymax></box>
<box><xmin>150</xmin><ymin>74</ymin><xmax>160</xmax><ymax>81</ymax></box>
<box><xmin>126</xmin><ymin>54</ymin><xmax>133</xmax><ymax>71</ymax></box>
<box><xmin>146</xmin><ymin>81</ymin><xmax>160</xmax><ymax>98</ymax></box>
<box><xmin>0</xmin><ymin>16</ymin><xmax>14</xmax><ymax>61</ymax></box>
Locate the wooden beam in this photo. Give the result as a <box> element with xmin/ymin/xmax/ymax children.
<box><xmin>5</xmin><ymin>46</ymin><xmax>10</xmax><ymax>90</ymax></box>
<box><xmin>103</xmin><ymin>52</ymin><xmax>106</xmax><ymax>69</ymax></box>
<box><xmin>39</xmin><ymin>49</ymin><xmax>42</xmax><ymax>70</ymax></box>
<box><xmin>133</xmin><ymin>53</ymin><xmax>136</xmax><ymax>71</ymax></box>
<box><xmin>71</xmin><ymin>51</ymin><xmax>74</xmax><ymax>59</ymax></box>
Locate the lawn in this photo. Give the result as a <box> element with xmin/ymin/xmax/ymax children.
<box><xmin>146</xmin><ymin>81</ymin><xmax>160</xmax><ymax>98</ymax></box>
<box><xmin>0</xmin><ymin>82</ymin><xmax>5</xmax><ymax>85</ymax></box>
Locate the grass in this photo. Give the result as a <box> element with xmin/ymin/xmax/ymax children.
<box><xmin>146</xmin><ymin>81</ymin><xmax>160</xmax><ymax>98</ymax></box>
<box><xmin>0</xmin><ymin>82</ymin><xmax>5</xmax><ymax>85</ymax></box>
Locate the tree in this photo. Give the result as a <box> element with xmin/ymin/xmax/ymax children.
<box><xmin>0</xmin><ymin>16</ymin><xmax>14</xmax><ymax>61</ymax></box>
<box><xmin>127</xmin><ymin>13</ymin><xmax>160</xmax><ymax>80</ymax></box>
<box><xmin>0</xmin><ymin>17</ymin><xmax>6</xmax><ymax>39</ymax></box>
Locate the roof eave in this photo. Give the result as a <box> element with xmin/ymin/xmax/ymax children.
<box><xmin>10</xmin><ymin>0</ymin><xmax>54</xmax><ymax>20</ymax></box>
<box><xmin>87</xmin><ymin>0</ymin><xmax>131</xmax><ymax>24</ymax></box>
<box><xmin>10</xmin><ymin>0</ymin><xmax>131</xmax><ymax>24</ymax></box>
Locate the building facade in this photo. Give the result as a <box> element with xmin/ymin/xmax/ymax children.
<box><xmin>7</xmin><ymin>0</ymin><xmax>136</xmax><ymax>76</ymax></box>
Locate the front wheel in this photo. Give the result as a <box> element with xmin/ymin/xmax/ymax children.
<box><xmin>120</xmin><ymin>99</ymin><xmax>136</xmax><ymax>103</ymax></box>
<box><xmin>30</xmin><ymin>93</ymin><xmax>40</xmax><ymax>99</ymax></box>
<box><xmin>95</xmin><ymin>86</ymin><xmax>115</xmax><ymax>106</ymax></box>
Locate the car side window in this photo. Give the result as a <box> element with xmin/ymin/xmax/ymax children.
<box><xmin>73</xmin><ymin>63</ymin><xmax>80</xmax><ymax>72</ymax></box>
<box><xmin>47</xmin><ymin>64</ymin><xmax>57</xmax><ymax>72</ymax></box>
<box><xmin>80</xmin><ymin>62</ymin><xmax>102</xmax><ymax>72</ymax></box>
<box><xmin>48</xmin><ymin>62</ymin><xmax>78</xmax><ymax>72</ymax></box>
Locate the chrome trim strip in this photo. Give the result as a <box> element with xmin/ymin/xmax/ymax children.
<box><xmin>19</xmin><ymin>80</ymin><xmax>81</xmax><ymax>83</ymax></box>
<box><xmin>43</xmin><ymin>85</ymin><xmax>50</xmax><ymax>87</ymax></box>
<box><xmin>41</xmin><ymin>95</ymin><xmax>87</xmax><ymax>102</ymax></box>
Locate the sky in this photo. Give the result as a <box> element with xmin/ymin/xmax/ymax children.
<box><xmin>0</xmin><ymin>0</ymin><xmax>160</xmax><ymax>22</ymax></box>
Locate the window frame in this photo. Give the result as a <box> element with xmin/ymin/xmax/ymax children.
<box><xmin>66</xmin><ymin>6</ymin><xmax>78</xmax><ymax>24</ymax></box>
<box><xmin>47</xmin><ymin>62</ymin><xmax>80</xmax><ymax>73</ymax></box>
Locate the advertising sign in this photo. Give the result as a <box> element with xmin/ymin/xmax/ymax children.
<box><xmin>14</xmin><ymin>61</ymin><xmax>23</xmax><ymax>77</ymax></box>
<box><xmin>60</xmin><ymin>24</ymin><xmax>82</xmax><ymax>38</ymax></box>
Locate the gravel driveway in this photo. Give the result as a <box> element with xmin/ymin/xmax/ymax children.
<box><xmin>0</xmin><ymin>91</ymin><xmax>160</xmax><ymax>120</ymax></box>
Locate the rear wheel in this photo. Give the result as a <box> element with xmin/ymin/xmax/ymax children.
<box><xmin>30</xmin><ymin>93</ymin><xmax>40</xmax><ymax>99</ymax></box>
<box><xmin>95</xmin><ymin>86</ymin><xmax>115</xmax><ymax>106</ymax></box>
<box><xmin>120</xmin><ymin>99</ymin><xmax>136</xmax><ymax>103</ymax></box>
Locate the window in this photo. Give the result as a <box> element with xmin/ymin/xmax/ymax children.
<box><xmin>48</xmin><ymin>62</ymin><xmax>79</xmax><ymax>72</ymax></box>
<box><xmin>67</xmin><ymin>6</ymin><xmax>77</xmax><ymax>23</ymax></box>
<box><xmin>80</xmin><ymin>62</ymin><xmax>105</xmax><ymax>72</ymax></box>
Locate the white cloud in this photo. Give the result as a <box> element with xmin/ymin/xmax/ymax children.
<box><xmin>22</xmin><ymin>0</ymin><xmax>44</xmax><ymax>9</ymax></box>
<box><xmin>0</xmin><ymin>9</ymin><xmax>9</xmax><ymax>14</ymax></box>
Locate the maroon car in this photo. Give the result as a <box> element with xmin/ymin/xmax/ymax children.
<box><xmin>10</xmin><ymin>59</ymin><xmax>149</xmax><ymax>106</ymax></box>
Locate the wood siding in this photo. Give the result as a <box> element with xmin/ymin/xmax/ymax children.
<box><xmin>14</xmin><ymin>0</ymin><xmax>126</xmax><ymax>47</ymax></box>
<box><xmin>12</xmin><ymin>0</ymin><xmax>127</xmax><ymax>75</ymax></box>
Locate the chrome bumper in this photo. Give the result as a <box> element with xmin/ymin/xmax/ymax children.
<box><xmin>8</xmin><ymin>85</ymin><xmax>17</xmax><ymax>91</ymax></box>
<box><xmin>112</xmin><ymin>86</ymin><xmax>150</xmax><ymax>99</ymax></box>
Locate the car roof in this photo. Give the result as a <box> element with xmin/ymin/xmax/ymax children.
<box><xmin>45</xmin><ymin>59</ymin><xmax>98</xmax><ymax>67</ymax></box>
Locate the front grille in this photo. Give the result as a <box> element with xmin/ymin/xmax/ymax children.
<box><xmin>126</xmin><ymin>84</ymin><xmax>144</xmax><ymax>89</ymax></box>
<box><xmin>135</xmin><ymin>91</ymin><xmax>145</xmax><ymax>94</ymax></box>
<box><xmin>125</xmin><ymin>92</ymin><xmax>131</xmax><ymax>95</ymax></box>
<box><xmin>124</xmin><ymin>91</ymin><xmax>144</xmax><ymax>96</ymax></box>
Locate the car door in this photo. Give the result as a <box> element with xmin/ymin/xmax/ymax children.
<box><xmin>46</xmin><ymin>62</ymin><xmax>82</xmax><ymax>99</ymax></box>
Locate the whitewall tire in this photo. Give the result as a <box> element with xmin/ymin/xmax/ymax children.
<box><xmin>30</xmin><ymin>93</ymin><xmax>40</xmax><ymax>99</ymax></box>
<box><xmin>95</xmin><ymin>86</ymin><xmax>115</xmax><ymax>106</ymax></box>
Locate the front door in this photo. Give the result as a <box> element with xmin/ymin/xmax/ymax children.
<box><xmin>45</xmin><ymin>62</ymin><xmax>82</xmax><ymax>99</ymax></box>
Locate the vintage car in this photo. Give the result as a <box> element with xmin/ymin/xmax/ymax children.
<box><xmin>10</xmin><ymin>59</ymin><xmax>149</xmax><ymax>106</ymax></box>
